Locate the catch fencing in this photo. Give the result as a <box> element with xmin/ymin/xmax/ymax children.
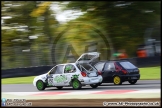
<box><xmin>2</xmin><ymin>56</ymin><xmax>160</xmax><ymax>78</ymax></box>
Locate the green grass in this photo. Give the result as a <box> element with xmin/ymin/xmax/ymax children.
<box><xmin>2</xmin><ymin>76</ymin><xmax>36</xmax><ymax>84</ymax></box>
<box><xmin>139</xmin><ymin>66</ymin><xmax>161</xmax><ymax>80</ymax></box>
<box><xmin>1</xmin><ymin>66</ymin><xmax>161</xmax><ymax>84</ymax></box>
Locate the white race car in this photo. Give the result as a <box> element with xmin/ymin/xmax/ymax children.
<box><xmin>33</xmin><ymin>52</ymin><xmax>103</xmax><ymax>90</ymax></box>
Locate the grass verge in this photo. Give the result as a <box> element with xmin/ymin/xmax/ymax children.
<box><xmin>2</xmin><ymin>76</ymin><xmax>36</xmax><ymax>84</ymax></box>
<box><xmin>139</xmin><ymin>66</ymin><xmax>160</xmax><ymax>80</ymax></box>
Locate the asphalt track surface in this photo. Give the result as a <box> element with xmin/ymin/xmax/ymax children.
<box><xmin>2</xmin><ymin>80</ymin><xmax>160</xmax><ymax>92</ymax></box>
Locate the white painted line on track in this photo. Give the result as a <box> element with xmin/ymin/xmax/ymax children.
<box><xmin>3</xmin><ymin>92</ymin><xmax>44</xmax><ymax>96</ymax></box>
<box><xmin>127</xmin><ymin>89</ymin><xmax>160</xmax><ymax>94</ymax></box>
<box><xmin>2</xmin><ymin>89</ymin><xmax>160</xmax><ymax>96</ymax></box>
<box><xmin>58</xmin><ymin>91</ymin><xmax>101</xmax><ymax>95</ymax></box>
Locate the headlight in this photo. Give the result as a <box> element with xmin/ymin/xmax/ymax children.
<box><xmin>34</xmin><ymin>77</ymin><xmax>38</xmax><ymax>81</ymax></box>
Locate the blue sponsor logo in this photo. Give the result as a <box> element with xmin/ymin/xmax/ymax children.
<box><xmin>1</xmin><ymin>98</ymin><xmax>6</xmax><ymax>106</ymax></box>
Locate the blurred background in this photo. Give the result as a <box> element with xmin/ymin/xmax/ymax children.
<box><xmin>1</xmin><ymin>1</ymin><xmax>161</xmax><ymax>70</ymax></box>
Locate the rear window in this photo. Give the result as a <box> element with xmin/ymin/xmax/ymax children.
<box><xmin>77</xmin><ymin>64</ymin><xmax>97</xmax><ymax>72</ymax></box>
<box><xmin>119</xmin><ymin>62</ymin><xmax>137</xmax><ymax>69</ymax></box>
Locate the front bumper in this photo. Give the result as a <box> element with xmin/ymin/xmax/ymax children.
<box><xmin>33</xmin><ymin>77</ymin><xmax>39</xmax><ymax>86</ymax></box>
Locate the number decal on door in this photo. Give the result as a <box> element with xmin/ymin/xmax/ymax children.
<box><xmin>48</xmin><ymin>78</ymin><xmax>53</xmax><ymax>85</ymax></box>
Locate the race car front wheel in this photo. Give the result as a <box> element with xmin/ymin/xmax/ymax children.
<box><xmin>72</xmin><ymin>79</ymin><xmax>82</xmax><ymax>90</ymax></box>
<box><xmin>36</xmin><ymin>80</ymin><xmax>46</xmax><ymax>91</ymax></box>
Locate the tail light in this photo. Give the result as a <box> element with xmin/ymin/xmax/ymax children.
<box><xmin>81</xmin><ymin>72</ymin><xmax>87</xmax><ymax>77</ymax></box>
<box><xmin>122</xmin><ymin>69</ymin><xmax>127</xmax><ymax>74</ymax></box>
<box><xmin>98</xmin><ymin>71</ymin><xmax>102</xmax><ymax>75</ymax></box>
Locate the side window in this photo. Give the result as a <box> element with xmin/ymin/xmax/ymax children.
<box><xmin>64</xmin><ymin>64</ymin><xmax>76</xmax><ymax>73</ymax></box>
<box><xmin>55</xmin><ymin>65</ymin><xmax>64</xmax><ymax>74</ymax></box>
<box><xmin>94</xmin><ymin>62</ymin><xmax>105</xmax><ymax>71</ymax></box>
<box><xmin>104</xmin><ymin>62</ymin><xmax>115</xmax><ymax>71</ymax></box>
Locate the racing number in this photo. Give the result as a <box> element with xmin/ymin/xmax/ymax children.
<box><xmin>48</xmin><ymin>78</ymin><xmax>53</xmax><ymax>85</ymax></box>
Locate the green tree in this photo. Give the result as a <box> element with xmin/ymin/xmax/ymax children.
<box><xmin>30</xmin><ymin>1</ymin><xmax>59</xmax><ymax>65</ymax></box>
<box><xmin>2</xmin><ymin>1</ymin><xmax>59</xmax><ymax>69</ymax></box>
<box><xmin>62</xmin><ymin>1</ymin><xmax>161</xmax><ymax>57</ymax></box>
<box><xmin>2</xmin><ymin>1</ymin><xmax>40</xmax><ymax>68</ymax></box>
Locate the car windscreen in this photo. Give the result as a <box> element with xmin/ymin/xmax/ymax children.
<box><xmin>119</xmin><ymin>62</ymin><xmax>137</xmax><ymax>69</ymax></box>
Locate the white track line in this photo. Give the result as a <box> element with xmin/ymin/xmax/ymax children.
<box><xmin>127</xmin><ymin>89</ymin><xmax>160</xmax><ymax>94</ymax></box>
<box><xmin>2</xmin><ymin>89</ymin><xmax>160</xmax><ymax>96</ymax></box>
<box><xmin>3</xmin><ymin>92</ymin><xmax>44</xmax><ymax>96</ymax></box>
<box><xmin>58</xmin><ymin>91</ymin><xmax>101</xmax><ymax>95</ymax></box>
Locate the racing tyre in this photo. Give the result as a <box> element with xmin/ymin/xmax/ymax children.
<box><xmin>36</xmin><ymin>80</ymin><xmax>46</xmax><ymax>91</ymax></box>
<box><xmin>72</xmin><ymin>79</ymin><xmax>82</xmax><ymax>90</ymax></box>
<box><xmin>128</xmin><ymin>80</ymin><xmax>137</xmax><ymax>84</ymax></box>
<box><xmin>98</xmin><ymin>82</ymin><xmax>102</xmax><ymax>85</ymax></box>
<box><xmin>90</xmin><ymin>84</ymin><xmax>99</xmax><ymax>88</ymax></box>
<box><xmin>113</xmin><ymin>76</ymin><xmax>122</xmax><ymax>85</ymax></box>
<box><xmin>56</xmin><ymin>86</ymin><xmax>63</xmax><ymax>90</ymax></box>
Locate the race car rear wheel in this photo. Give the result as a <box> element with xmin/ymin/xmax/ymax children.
<box><xmin>72</xmin><ymin>79</ymin><xmax>82</xmax><ymax>90</ymax></box>
<box><xmin>90</xmin><ymin>83</ymin><xmax>99</xmax><ymax>88</ymax></box>
<box><xmin>56</xmin><ymin>86</ymin><xmax>63</xmax><ymax>90</ymax></box>
<box><xmin>128</xmin><ymin>80</ymin><xmax>137</xmax><ymax>84</ymax></box>
<box><xmin>36</xmin><ymin>80</ymin><xmax>46</xmax><ymax>91</ymax></box>
<box><xmin>113</xmin><ymin>76</ymin><xmax>122</xmax><ymax>85</ymax></box>
<box><xmin>98</xmin><ymin>82</ymin><xmax>102</xmax><ymax>85</ymax></box>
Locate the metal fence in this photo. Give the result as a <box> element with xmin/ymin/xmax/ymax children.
<box><xmin>2</xmin><ymin>43</ymin><xmax>53</xmax><ymax>70</ymax></box>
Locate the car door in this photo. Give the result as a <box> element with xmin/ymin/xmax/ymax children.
<box><xmin>94</xmin><ymin>62</ymin><xmax>106</xmax><ymax>81</ymax></box>
<box><xmin>51</xmin><ymin>65</ymin><xmax>65</xmax><ymax>86</ymax></box>
<box><xmin>47</xmin><ymin>66</ymin><xmax>56</xmax><ymax>86</ymax></box>
<box><xmin>63</xmin><ymin>64</ymin><xmax>78</xmax><ymax>85</ymax></box>
<box><xmin>103</xmin><ymin>62</ymin><xmax>116</xmax><ymax>82</ymax></box>
<box><xmin>94</xmin><ymin>62</ymin><xmax>105</xmax><ymax>72</ymax></box>
<box><xmin>94</xmin><ymin>61</ymin><xmax>105</xmax><ymax>74</ymax></box>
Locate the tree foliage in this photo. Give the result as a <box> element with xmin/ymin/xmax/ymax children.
<box><xmin>2</xmin><ymin>1</ymin><xmax>59</xmax><ymax>69</ymax></box>
<box><xmin>63</xmin><ymin>1</ymin><xmax>161</xmax><ymax>56</ymax></box>
<box><xmin>1</xmin><ymin>1</ymin><xmax>161</xmax><ymax>69</ymax></box>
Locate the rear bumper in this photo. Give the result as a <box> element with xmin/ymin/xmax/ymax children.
<box><xmin>81</xmin><ymin>76</ymin><xmax>103</xmax><ymax>85</ymax></box>
<box><xmin>120</xmin><ymin>74</ymin><xmax>140</xmax><ymax>81</ymax></box>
